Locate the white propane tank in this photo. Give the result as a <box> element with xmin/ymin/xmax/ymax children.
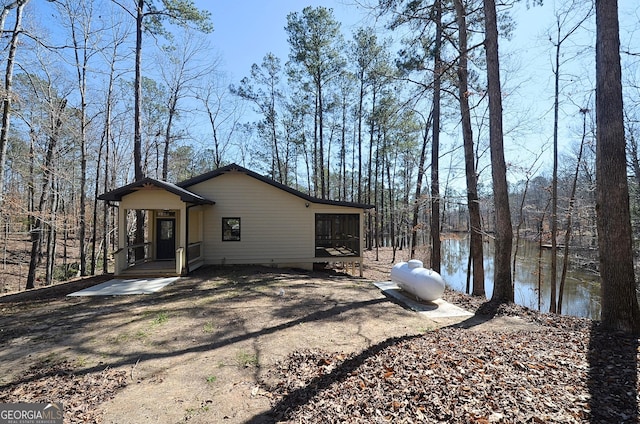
<box><xmin>390</xmin><ymin>259</ymin><xmax>446</xmax><ymax>301</ymax></box>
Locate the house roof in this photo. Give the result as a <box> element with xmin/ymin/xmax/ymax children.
<box><xmin>98</xmin><ymin>177</ymin><xmax>215</xmax><ymax>205</ymax></box>
<box><xmin>178</xmin><ymin>163</ymin><xmax>374</xmax><ymax>209</ymax></box>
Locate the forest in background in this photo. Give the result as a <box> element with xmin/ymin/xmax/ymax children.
<box><xmin>0</xmin><ymin>0</ymin><xmax>638</xmax><ymax>322</ymax></box>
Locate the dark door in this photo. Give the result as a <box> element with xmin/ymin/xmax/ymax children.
<box><xmin>156</xmin><ymin>218</ymin><xmax>176</xmax><ymax>260</ymax></box>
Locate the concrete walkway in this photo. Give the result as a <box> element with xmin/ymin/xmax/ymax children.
<box><xmin>67</xmin><ymin>277</ymin><xmax>179</xmax><ymax>296</ymax></box>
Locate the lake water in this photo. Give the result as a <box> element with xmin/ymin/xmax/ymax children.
<box><xmin>435</xmin><ymin>236</ymin><xmax>601</xmax><ymax>319</ymax></box>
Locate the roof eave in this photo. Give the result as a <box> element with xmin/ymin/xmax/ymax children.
<box><xmin>178</xmin><ymin>163</ymin><xmax>374</xmax><ymax>209</ymax></box>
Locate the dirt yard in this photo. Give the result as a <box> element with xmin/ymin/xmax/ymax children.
<box><xmin>0</xmin><ymin>249</ymin><xmax>637</xmax><ymax>423</ymax></box>
<box><xmin>0</xmin><ymin>250</ymin><xmax>432</xmax><ymax>422</ymax></box>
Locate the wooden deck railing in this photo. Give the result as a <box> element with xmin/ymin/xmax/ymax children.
<box><xmin>114</xmin><ymin>242</ymin><xmax>152</xmax><ymax>274</ymax></box>
<box><xmin>188</xmin><ymin>242</ymin><xmax>202</xmax><ymax>264</ymax></box>
<box><xmin>113</xmin><ymin>242</ymin><xmax>201</xmax><ymax>276</ymax></box>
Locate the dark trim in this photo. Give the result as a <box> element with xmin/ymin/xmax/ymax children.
<box><xmin>178</xmin><ymin>163</ymin><xmax>374</xmax><ymax>210</ymax></box>
<box><xmin>222</xmin><ymin>217</ymin><xmax>241</xmax><ymax>241</ymax></box>
<box><xmin>314</xmin><ymin>213</ymin><xmax>361</xmax><ymax>258</ymax></box>
<box><xmin>155</xmin><ymin>217</ymin><xmax>176</xmax><ymax>260</ymax></box>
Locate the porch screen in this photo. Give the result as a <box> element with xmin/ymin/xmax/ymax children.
<box><xmin>315</xmin><ymin>214</ymin><xmax>359</xmax><ymax>257</ymax></box>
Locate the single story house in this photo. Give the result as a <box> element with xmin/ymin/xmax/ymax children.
<box><xmin>98</xmin><ymin>163</ymin><xmax>374</xmax><ymax>277</ymax></box>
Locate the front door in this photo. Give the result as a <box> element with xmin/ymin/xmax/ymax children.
<box><xmin>156</xmin><ymin>218</ymin><xmax>176</xmax><ymax>260</ymax></box>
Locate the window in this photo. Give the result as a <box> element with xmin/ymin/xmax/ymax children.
<box><xmin>222</xmin><ymin>217</ymin><xmax>241</xmax><ymax>241</ymax></box>
<box><xmin>315</xmin><ymin>214</ymin><xmax>360</xmax><ymax>257</ymax></box>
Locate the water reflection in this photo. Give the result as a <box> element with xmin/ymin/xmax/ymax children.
<box><xmin>436</xmin><ymin>235</ymin><xmax>601</xmax><ymax>319</ymax></box>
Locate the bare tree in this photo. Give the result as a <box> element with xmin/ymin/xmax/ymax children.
<box><xmin>548</xmin><ymin>0</ymin><xmax>593</xmax><ymax>313</ymax></box>
<box><xmin>0</xmin><ymin>0</ymin><xmax>29</xmax><ymax>211</ymax></box>
<box><xmin>195</xmin><ymin>68</ymin><xmax>242</xmax><ymax>171</ymax></box>
<box><xmin>557</xmin><ymin>107</ymin><xmax>589</xmax><ymax>314</ymax></box>
<box><xmin>157</xmin><ymin>29</ymin><xmax>211</xmax><ymax>180</ymax></box>
<box><xmin>55</xmin><ymin>0</ymin><xmax>103</xmax><ymax>277</ymax></box>
<box><xmin>121</xmin><ymin>0</ymin><xmax>213</xmax><ymax>181</ymax></box>
<box><xmin>26</xmin><ymin>89</ymin><xmax>67</xmax><ymax>289</ymax></box>
<box><xmin>97</xmin><ymin>8</ymin><xmax>131</xmax><ymax>274</ymax></box>
<box><xmin>115</xmin><ymin>0</ymin><xmax>212</xmax><ymax>259</ymax></box>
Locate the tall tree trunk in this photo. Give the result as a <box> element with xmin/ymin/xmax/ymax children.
<box><xmin>312</xmin><ymin>95</ymin><xmax>319</xmax><ymax>196</ymax></box>
<box><xmin>27</xmin><ymin>100</ymin><xmax>66</xmax><ymax>290</ymax></box>
<box><xmin>340</xmin><ymin>90</ymin><xmax>347</xmax><ymax>201</ymax></box>
<box><xmin>317</xmin><ymin>79</ymin><xmax>326</xmax><ymax>198</ymax></box>
<box><xmin>45</xmin><ymin>178</ymin><xmax>60</xmax><ymax>285</ymax></box>
<box><xmin>558</xmin><ymin>108</ymin><xmax>587</xmax><ymax>314</ymax></box>
<box><xmin>385</xmin><ymin>132</ymin><xmax>396</xmax><ymax>262</ymax></box>
<box><xmin>0</xmin><ymin>0</ymin><xmax>27</xmax><ymax>210</ymax></box>
<box><xmin>28</xmin><ymin>127</ymin><xmax>35</xmax><ymax>231</ymax></box>
<box><xmin>454</xmin><ymin>0</ymin><xmax>485</xmax><ymax>297</ymax></box>
<box><xmin>594</xmin><ymin>0</ymin><xmax>640</xmax><ymax>332</ymax></box>
<box><xmin>134</xmin><ymin>0</ymin><xmax>144</xmax><ymax>181</ymax></box>
<box><xmin>102</xmin><ymin>36</ymin><xmax>118</xmax><ymax>274</ymax></box>
<box><xmin>162</xmin><ymin>94</ymin><xmax>177</xmax><ymax>180</ymax></box>
<box><xmin>374</xmin><ymin>132</ymin><xmax>380</xmax><ymax>260</ymax></box>
<box><xmin>357</xmin><ymin>79</ymin><xmax>364</xmax><ymax>204</ymax></box>
<box><xmin>68</xmin><ymin>5</ymin><xmax>89</xmax><ymax>276</ymax></box>
<box><xmin>430</xmin><ymin>0</ymin><xmax>442</xmax><ymax>273</ymax></box>
<box><xmin>483</xmin><ymin>0</ymin><xmax>513</xmax><ymax>304</ymax></box>
<box><xmin>549</xmin><ymin>29</ymin><xmax>561</xmax><ymax>313</ymax></box>
<box><xmin>548</xmin><ymin>0</ymin><xmax>592</xmax><ymax>312</ymax></box>
<box><xmin>411</xmin><ymin>110</ymin><xmax>432</xmax><ymax>258</ymax></box>
<box><xmin>102</xmin><ymin>134</ymin><xmax>110</xmax><ymax>274</ymax></box>
<box><xmin>91</xmin><ymin>136</ymin><xmax>104</xmax><ymax>275</ymax></box>
<box><xmin>133</xmin><ymin>0</ymin><xmax>145</xmax><ymax>260</ymax></box>
<box><xmin>367</xmin><ymin>89</ymin><xmax>377</xmax><ymax>249</ymax></box>
<box><xmin>270</xmin><ymin>89</ymin><xmax>282</xmax><ymax>183</ymax></box>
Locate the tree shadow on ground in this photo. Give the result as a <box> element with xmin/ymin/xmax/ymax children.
<box><xmin>453</xmin><ymin>300</ymin><xmax>640</xmax><ymax>423</ymax></box>
<box><xmin>0</xmin><ymin>273</ymin><xmax>390</xmax><ymax>391</ymax></box>
<box><xmin>244</xmin><ymin>333</ymin><xmax>422</xmax><ymax>424</ymax></box>
<box><xmin>446</xmin><ymin>298</ymin><xmax>500</xmax><ymax>329</ymax></box>
<box><xmin>242</xmin><ymin>296</ymin><xmax>502</xmax><ymax>422</ymax></box>
<box><xmin>588</xmin><ymin>323</ymin><xmax>639</xmax><ymax>423</ymax></box>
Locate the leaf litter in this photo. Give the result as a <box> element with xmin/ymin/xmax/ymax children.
<box><xmin>0</xmin><ymin>359</ymin><xmax>127</xmax><ymax>423</ymax></box>
<box><xmin>0</xmin><ymin>266</ymin><xmax>638</xmax><ymax>423</ymax></box>
<box><xmin>258</xmin><ymin>295</ymin><xmax>640</xmax><ymax>423</ymax></box>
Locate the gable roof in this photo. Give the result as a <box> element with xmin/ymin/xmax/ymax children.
<box><xmin>178</xmin><ymin>163</ymin><xmax>374</xmax><ymax>209</ymax></box>
<box><xmin>98</xmin><ymin>177</ymin><xmax>215</xmax><ymax>205</ymax></box>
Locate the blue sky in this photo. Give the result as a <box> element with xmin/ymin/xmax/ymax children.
<box><xmin>198</xmin><ymin>1</ymin><xmax>568</xmax><ymax>82</ymax></box>
<box><xmin>193</xmin><ymin>1</ymin><xmax>579</xmax><ymax>176</ymax></box>
<box><xmin>199</xmin><ymin>1</ymin><xmax>372</xmax><ymax>81</ymax></box>
<box><xmin>190</xmin><ymin>1</ymin><xmax>639</xmax><ymax>181</ymax></box>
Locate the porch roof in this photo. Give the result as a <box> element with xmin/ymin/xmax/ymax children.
<box><xmin>98</xmin><ymin>177</ymin><xmax>215</xmax><ymax>205</ymax></box>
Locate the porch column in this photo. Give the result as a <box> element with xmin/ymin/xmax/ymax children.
<box><xmin>114</xmin><ymin>207</ymin><xmax>127</xmax><ymax>275</ymax></box>
<box><xmin>178</xmin><ymin>204</ymin><xmax>187</xmax><ymax>274</ymax></box>
<box><xmin>360</xmin><ymin>210</ymin><xmax>365</xmax><ymax>277</ymax></box>
<box><xmin>119</xmin><ymin>208</ymin><xmax>127</xmax><ymax>248</ymax></box>
<box><xmin>198</xmin><ymin>207</ymin><xmax>205</xmax><ymax>248</ymax></box>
